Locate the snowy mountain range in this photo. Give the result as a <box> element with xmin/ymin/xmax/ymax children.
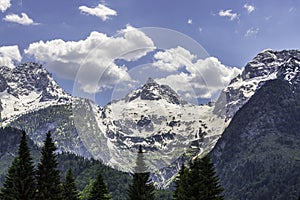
<box><xmin>1</xmin><ymin>49</ymin><xmax>300</xmax><ymax>187</ymax></box>
<box><xmin>0</xmin><ymin>62</ymin><xmax>72</xmax><ymax>125</ymax></box>
<box><xmin>211</xmin><ymin>50</ymin><xmax>300</xmax><ymax>199</ymax></box>
<box><xmin>214</xmin><ymin>49</ymin><xmax>300</xmax><ymax>119</ymax></box>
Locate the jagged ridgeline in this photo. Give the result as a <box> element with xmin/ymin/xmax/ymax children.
<box><xmin>1</xmin><ymin>49</ymin><xmax>300</xmax><ymax>199</ymax></box>
<box><xmin>0</xmin><ymin>62</ymin><xmax>227</xmax><ymax>187</ymax></box>
<box><xmin>211</xmin><ymin>50</ymin><xmax>300</xmax><ymax>199</ymax></box>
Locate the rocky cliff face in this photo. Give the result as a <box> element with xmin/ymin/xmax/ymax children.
<box><xmin>214</xmin><ymin>49</ymin><xmax>300</xmax><ymax>119</ymax></box>
<box><xmin>0</xmin><ymin>62</ymin><xmax>72</xmax><ymax>124</ymax></box>
<box><xmin>0</xmin><ymin>63</ymin><xmax>227</xmax><ymax>187</ymax></box>
<box><xmin>86</xmin><ymin>77</ymin><xmax>226</xmax><ymax>186</ymax></box>
<box><xmin>1</xmin><ymin>49</ymin><xmax>300</xmax><ymax>191</ymax></box>
<box><xmin>211</xmin><ymin>50</ymin><xmax>300</xmax><ymax>199</ymax></box>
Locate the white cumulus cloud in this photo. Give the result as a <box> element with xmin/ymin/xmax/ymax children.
<box><xmin>25</xmin><ymin>26</ymin><xmax>155</xmax><ymax>94</ymax></box>
<box><xmin>218</xmin><ymin>9</ymin><xmax>239</xmax><ymax>21</ymax></box>
<box><xmin>0</xmin><ymin>0</ymin><xmax>11</xmax><ymax>12</ymax></box>
<box><xmin>0</xmin><ymin>45</ymin><xmax>22</xmax><ymax>69</ymax></box>
<box><xmin>79</xmin><ymin>3</ymin><xmax>117</xmax><ymax>21</ymax></box>
<box><xmin>153</xmin><ymin>47</ymin><xmax>241</xmax><ymax>101</ymax></box>
<box><xmin>153</xmin><ymin>46</ymin><xmax>196</xmax><ymax>72</ymax></box>
<box><xmin>245</xmin><ymin>27</ymin><xmax>259</xmax><ymax>37</ymax></box>
<box><xmin>3</xmin><ymin>13</ymin><xmax>39</xmax><ymax>25</ymax></box>
<box><xmin>187</xmin><ymin>19</ymin><xmax>192</xmax><ymax>24</ymax></box>
<box><xmin>244</xmin><ymin>4</ymin><xmax>255</xmax><ymax>14</ymax></box>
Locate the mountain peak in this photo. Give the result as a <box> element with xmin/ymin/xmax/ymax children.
<box><xmin>241</xmin><ymin>49</ymin><xmax>300</xmax><ymax>81</ymax></box>
<box><xmin>124</xmin><ymin>78</ymin><xmax>186</xmax><ymax>105</ymax></box>
<box><xmin>214</xmin><ymin>49</ymin><xmax>300</xmax><ymax>118</ymax></box>
<box><xmin>0</xmin><ymin>62</ymin><xmax>67</xmax><ymax>99</ymax></box>
<box><xmin>146</xmin><ymin>77</ymin><xmax>156</xmax><ymax>84</ymax></box>
<box><xmin>0</xmin><ymin>62</ymin><xmax>72</xmax><ymax>124</ymax></box>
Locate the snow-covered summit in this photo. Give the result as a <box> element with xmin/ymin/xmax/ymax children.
<box><xmin>125</xmin><ymin>77</ymin><xmax>187</xmax><ymax>105</ymax></box>
<box><xmin>214</xmin><ymin>49</ymin><xmax>300</xmax><ymax>118</ymax></box>
<box><xmin>88</xmin><ymin>76</ymin><xmax>227</xmax><ymax>185</ymax></box>
<box><xmin>241</xmin><ymin>49</ymin><xmax>300</xmax><ymax>80</ymax></box>
<box><xmin>0</xmin><ymin>62</ymin><xmax>72</xmax><ymax>124</ymax></box>
<box><xmin>0</xmin><ymin>61</ymin><xmax>227</xmax><ymax>187</ymax></box>
<box><xmin>2</xmin><ymin>50</ymin><xmax>300</xmax><ymax>187</ymax></box>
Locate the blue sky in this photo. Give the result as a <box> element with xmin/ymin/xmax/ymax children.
<box><xmin>0</xmin><ymin>0</ymin><xmax>299</xmax><ymax>105</ymax></box>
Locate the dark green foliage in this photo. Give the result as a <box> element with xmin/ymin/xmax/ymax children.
<box><xmin>191</xmin><ymin>157</ymin><xmax>223</xmax><ymax>200</ymax></box>
<box><xmin>0</xmin><ymin>127</ymin><xmax>40</xmax><ymax>187</ymax></box>
<box><xmin>36</xmin><ymin>131</ymin><xmax>63</xmax><ymax>200</ymax></box>
<box><xmin>80</xmin><ymin>179</ymin><xmax>95</xmax><ymax>200</ymax></box>
<box><xmin>88</xmin><ymin>172</ymin><xmax>111</xmax><ymax>200</ymax></box>
<box><xmin>0</xmin><ymin>127</ymin><xmax>131</xmax><ymax>200</ymax></box>
<box><xmin>10</xmin><ymin>105</ymin><xmax>91</xmax><ymax>157</ymax></box>
<box><xmin>173</xmin><ymin>164</ymin><xmax>189</xmax><ymax>200</ymax></box>
<box><xmin>0</xmin><ymin>158</ymin><xmax>19</xmax><ymax>200</ymax></box>
<box><xmin>155</xmin><ymin>189</ymin><xmax>173</xmax><ymax>200</ymax></box>
<box><xmin>63</xmin><ymin>168</ymin><xmax>80</xmax><ymax>200</ymax></box>
<box><xmin>173</xmin><ymin>157</ymin><xmax>223</xmax><ymax>200</ymax></box>
<box><xmin>154</xmin><ymin>188</ymin><xmax>173</xmax><ymax>200</ymax></box>
<box><xmin>0</xmin><ymin>127</ymin><xmax>172</xmax><ymax>200</ymax></box>
<box><xmin>211</xmin><ymin>79</ymin><xmax>300</xmax><ymax>199</ymax></box>
<box><xmin>0</xmin><ymin>131</ymin><xmax>36</xmax><ymax>200</ymax></box>
<box><xmin>127</xmin><ymin>145</ymin><xmax>155</xmax><ymax>200</ymax></box>
<box><xmin>56</xmin><ymin>153</ymin><xmax>131</xmax><ymax>199</ymax></box>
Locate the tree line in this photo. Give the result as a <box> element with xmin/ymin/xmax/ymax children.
<box><xmin>0</xmin><ymin>131</ymin><xmax>224</xmax><ymax>200</ymax></box>
<box><xmin>0</xmin><ymin>131</ymin><xmax>111</xmax><ymax>200</ymax></box>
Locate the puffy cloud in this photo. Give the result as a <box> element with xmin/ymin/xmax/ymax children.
<box><xmin>244</xmin><ymin>4</ymin><xmax>255</xmax><ymax>14</ymax></box>
<box><xmin>3</xmin><ymin>13</ymin><xmax>39</xmax><ymax>25</ymax></box>
<box><xmin>25</xmin><ymin>26</ymin><xmax>155</xmax><ymax>94</ymax></box>
<box><xmin>153</xmin><ymin>46</ymin><xmax>196</xmax><ymax>72</ymax></box>
<box><xmin>0</xmin><ymin>0</ymin><xmax>11</xmax><ymax>12</ymax></box>
<box><xmin>0</xmin><ymin>45</ymin><xmax>22</xmax><ymax>69</ymax></box>
<box><xmin>79</xmin><ymin>3</ymin><xmax>117</xmax><ymax>21</ymax></box>
<box><xmin>187</xmin><ymin>19</ymin><xmax>192</xmax><ymax>24</ymax></box>
<box><xmin>218</xmin><ymin>9</ymin><xmax>239</xmax><ymax>21</ymax></box>
<box><xmin>153</xmin><ymin>47</ymin><xmax>241</xmax><ymax>101</ymax></box>
<box><xmin>245</xmin><ymin>27</ymin><xmax>259</xmax><ymax>37</ymax></box>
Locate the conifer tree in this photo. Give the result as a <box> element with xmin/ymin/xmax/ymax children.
<box><xmin>188</xmin><ymin>156</ymin><xmax>224</xmax><ymax>200</ymax></box>
<box><xmin>36</xmin><ymin>131</ymin><xmax>63</xmax><ymax>200</ymax></box>
<box><xmin>0</xmin><ymin>131</ymin><xmax>36</xmax><ymax>200</ymax></box>
<box><xmin>0</xmin><ymin>158</ymin><xmax>18</xmax><ymax>200</ymax></box>
<box><xmin>197</xmin><ymin>156</ymin><xmax>223</xmax><ymax>200</ymax></box>
<box><xmin>173</xmin><ymin>164</ymin><xmax>189</xmax><ymax>200</ymax></box>
<box><xmin>127</xmin><ymin>145</ymin><xmax>155</xmax><ymax>200</ymax></box>
<box><xmin>173</xmin><ymin>155</ymin><xmax>223</xmax><ymax>200</ymax></box>
<box><xmin>188</xmin><ymin>157</ymin><xmax>203</xmax><ymax>199</ymax></box>
<box><xmin>88</xmin><ymin>171</ymin><xmax>111</xmax><ymax>200</ymax></box>
<box><xmin>63</xmin><ymin>168</ymin><xmax>80</xmax><ymax>200</ymax></box>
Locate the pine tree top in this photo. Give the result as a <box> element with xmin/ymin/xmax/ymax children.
<box><xmin>63</xmin><ymin>168</ymin><xmax>80</xmax><ymax>200</ymax></box>
<box><xmin>88</xmin><ymin>172</ymin><xmax>111</xmax><ymax>200</ymax></box>
<box><xmin>0</xmin><ymin>130</ymin><xmax>36</xmax><ymax>200</ymax></box>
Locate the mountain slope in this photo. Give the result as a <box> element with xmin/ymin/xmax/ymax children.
<box><xmin>0</xmin><ymin>126</ymin><xmax>131</xmax><ymax>199</ymax></box>
<box><xmin>214</xmin><ymin>49</ymin><xmax>300</xmax><ymax>119</ymax></box>
<box><xmin>0</xmin><ymin>62</ymin><xmax>72</xmax><ymax>125</ymax></box>
<box><xmin>211</xmin><ymin>53</ymin><xmax>300</xmax><ymax>199</ymax></box>
<box><xmin>2</xmin><ymin>49</ymin><xmax>300</xmax><ymax>191</ymax></box>
<box><xmin>84</xmin><ymin>78</ymin><xmax>227</xmax><ymax>186</ymax></box>
<box><xmin>0</xmin><ymin>126</ymin><xmax>173</xmax><ymax>199</ymax></box>
<box><xmin>0</xmin><ymin>63</ymin><xmax>228</xmax><ymax>187</ymax></box>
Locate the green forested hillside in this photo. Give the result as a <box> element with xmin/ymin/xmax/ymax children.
<box><xmin>0</xmin><ymin>127</ymin><xmax>172</xmax><ymax>199</ymax></box>
<box><xmin>211</xmin><ymin>79</ymin><xmax>300</xmax><ymax>199</ymax></box>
